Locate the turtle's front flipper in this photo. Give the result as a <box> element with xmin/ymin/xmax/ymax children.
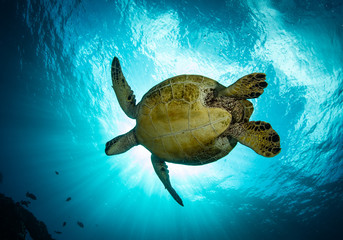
<box><xmin>228</xmin><ymin>121</ymin><xmax>281</xmax><ymax>157</ymax></box>
<box><xmin>151</xmin><ymin>155</ymin><xmax>184</xmax><ymax>206</ymax></box>
<box><xmin>111</xmin><ymin>57</ymin><xmax>137</xmax><ymax>119</ymax></box>
<box><xmin>219</xmin><ymin>73</ymin><xmax>268</xmax><ymax>99</ymax></box>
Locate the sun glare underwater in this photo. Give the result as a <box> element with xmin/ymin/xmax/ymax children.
<box><xmin>1</xmin><ymin>0</ymin><xmax>343</xmax><ymax>239</ymax></box>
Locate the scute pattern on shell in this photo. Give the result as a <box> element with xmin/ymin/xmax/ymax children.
<box><xmin>136</xmin><ymin>75</ymin><xmax>233</xmax><ymax>165</ymax></box>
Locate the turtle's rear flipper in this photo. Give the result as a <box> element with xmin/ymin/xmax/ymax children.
<box><xmin>240</xmin><ymin>99</ymin><xmax>254</xmax><ymax>122</ymax></box>
<box><xmin>219</xmin><ymin>73</ymin><xmax>267</xmax><ymax>99</ymax></box>
<box><xmin>151</xmin><ymin>155</ymin><xmax>184</xmax><ymax>206</ymax></box>
<box><xmin>111</xmin><ymin>57</ymin><xmax>137</xmax><ymax>119</ymax></box>
<box><xmin>228</xmin><ymin>121</ymin><xmax>281</xmax><ymax>157</ymax></box>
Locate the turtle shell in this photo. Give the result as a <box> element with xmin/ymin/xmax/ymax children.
<box><xmin>136</xmin><ymin>75</ymin><xmax>232</xmax><ymax>164</ymax></box>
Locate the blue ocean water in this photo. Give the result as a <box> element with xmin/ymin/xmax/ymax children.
<box><xmin>1</xmin><ymin>0</ymin><xmax>342</xmax><ymax>239</ymax></box>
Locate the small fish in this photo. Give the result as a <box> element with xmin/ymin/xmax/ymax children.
<box><xmin>63</xmin><ymin>221</ymin><xmax>66</xmax><ymax>227</ymax></box>
<box><xmin>66</xmin><ymin>197</ymin><xmax>71</xmax><ymax>202</ymax></box>
<box><xmin>54</xmin><ymin>231</ymin><xmax>62</xmax><ymax>234</ymax></box>
<box><xmin>55</xmin><ymin>171</ymin><xmax>59</xmax><ymax>175</ymax></box>
<box><xmin>77</xmin><ymin>221</ymin><xmax>84</xmax><ymax>228</ymax></box>
<box><xmin>26</xmin><ymin>192</ymin><xmax>37</xmax><ymax>200</ymax></box>
<box><xmin>20</xmin><ymin>200</ymin><xmax>31</xmax><ymax>207</ymax></box>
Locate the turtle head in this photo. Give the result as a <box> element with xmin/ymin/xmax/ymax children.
<box><xmin>105</xmin><ymin>136</ymin><xmax>123</xmax><ymax>155</ymax></box>
<box><xmin>105</xmin><ymin>129</ymin><xmax>138</xmax><ymax>155</ymax></box>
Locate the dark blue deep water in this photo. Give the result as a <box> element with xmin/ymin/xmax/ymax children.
<box><xmin>1</xmin><ymin>0</ymin><xmax>343</xmax><ymax>239</ymax></box>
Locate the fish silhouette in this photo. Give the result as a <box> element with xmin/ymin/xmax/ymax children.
<box><xmin>26</xmin><ymin>192</ymin><xmax>37</xmax><ymax>200</ymax></box>
<box><xmin>77</xmin><ymin>221</ymin><xmax>84</xmax><ymax>228</ymax></box>
<box><xmin>20</xmin><ymin>200</ymin><xmax>31</xmax><ymax>207</ymax></box>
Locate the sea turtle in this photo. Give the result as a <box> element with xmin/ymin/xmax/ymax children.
<box><xmin>105</xmin><ymin>57</ymin><xmax>281</xmax><ymax>206</ymax></box>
